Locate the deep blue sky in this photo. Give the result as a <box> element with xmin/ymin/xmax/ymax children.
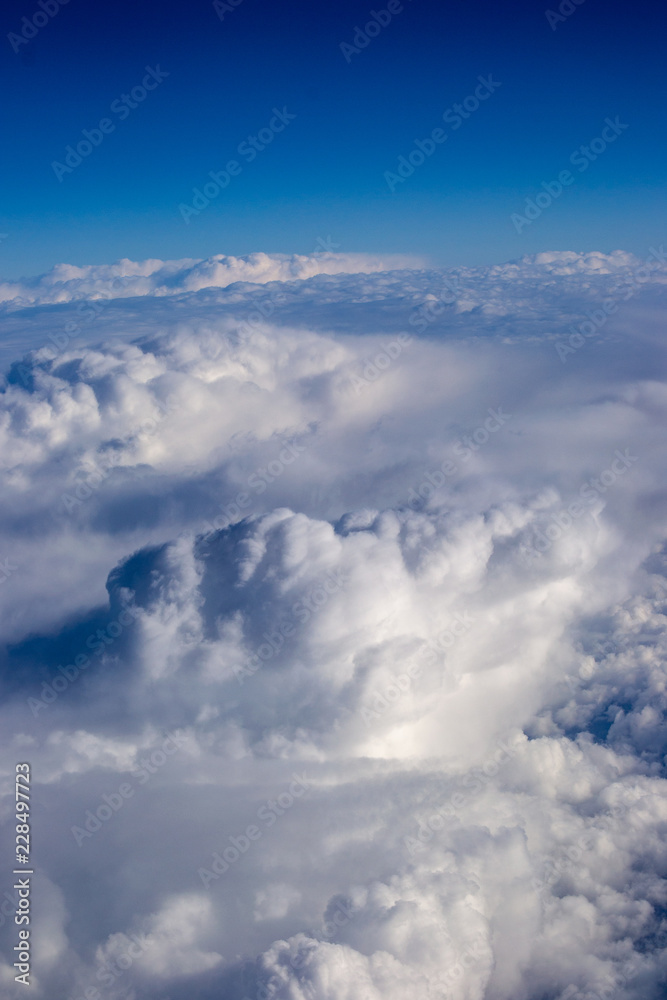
<box><xmin>0</xmin><ymin>0</ymin><xmax>664</xmax><ymax>277</ymax></box>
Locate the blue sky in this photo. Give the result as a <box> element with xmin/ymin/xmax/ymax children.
<box><xmin>1</xmin><ymin>0</ymin><xmax>664</xmax><ymax>277</ymax></box>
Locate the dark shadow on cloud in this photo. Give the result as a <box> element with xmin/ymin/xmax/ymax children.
<box><xmin>0</xmin><ymin>547</ymin><xmax>165</xmax><ymax>701</ymax></box>
<box><xmin>2</xmin><ymin>603</ymin><xmax>122</xmax><ymax>695</ymax></box>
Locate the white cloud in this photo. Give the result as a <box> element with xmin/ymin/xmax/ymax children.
<box><xmin>0</xmin><ymin>251</ymin><xmax>422</xmax><ymax>309</ymax></box>
<box><xmin>1</xmin><ymin>250</ymin><xmax>667</xmax><ymax>999</ymax></box>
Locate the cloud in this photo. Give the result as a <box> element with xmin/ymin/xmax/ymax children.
<box><xmin>1</xmin><ymin>249</ymin><xmax>667</xmax><ymax>999</ymax></box>
<box><xmin>0</xmin><ymin>251</ymin><xmax>423</xmax><ymax>310</ymax></box>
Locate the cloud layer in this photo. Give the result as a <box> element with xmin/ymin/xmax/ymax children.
<box><xmin>0</xmin><ymin>251</ymin><xmax>422</xmax><ymax>310</ymax></box>
<box><xmin>1</xmin><ymin>250</ymin><xmax>667</xmax><ymax>1000</ymax></box>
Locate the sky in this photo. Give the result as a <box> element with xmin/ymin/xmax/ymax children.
<box><xmin>2</xmin><ymin>4</ymin><xmax>667</xmax><ymax>1000</ymax></box>
<box><xmin>1</xmin><ymin>0</ymin><xmax>666</xmax><ymax>277</ymax></box>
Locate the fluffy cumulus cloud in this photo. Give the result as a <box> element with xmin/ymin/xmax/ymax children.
<box><xmin>0</xmin><ymin>251</ymin><xmax>422</xmax><ymax>310</ymax></box>
<box><xmin>1</xmin><ymin>250</ymin><xmax>667</xmax><ymax>1000</ymax></box>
